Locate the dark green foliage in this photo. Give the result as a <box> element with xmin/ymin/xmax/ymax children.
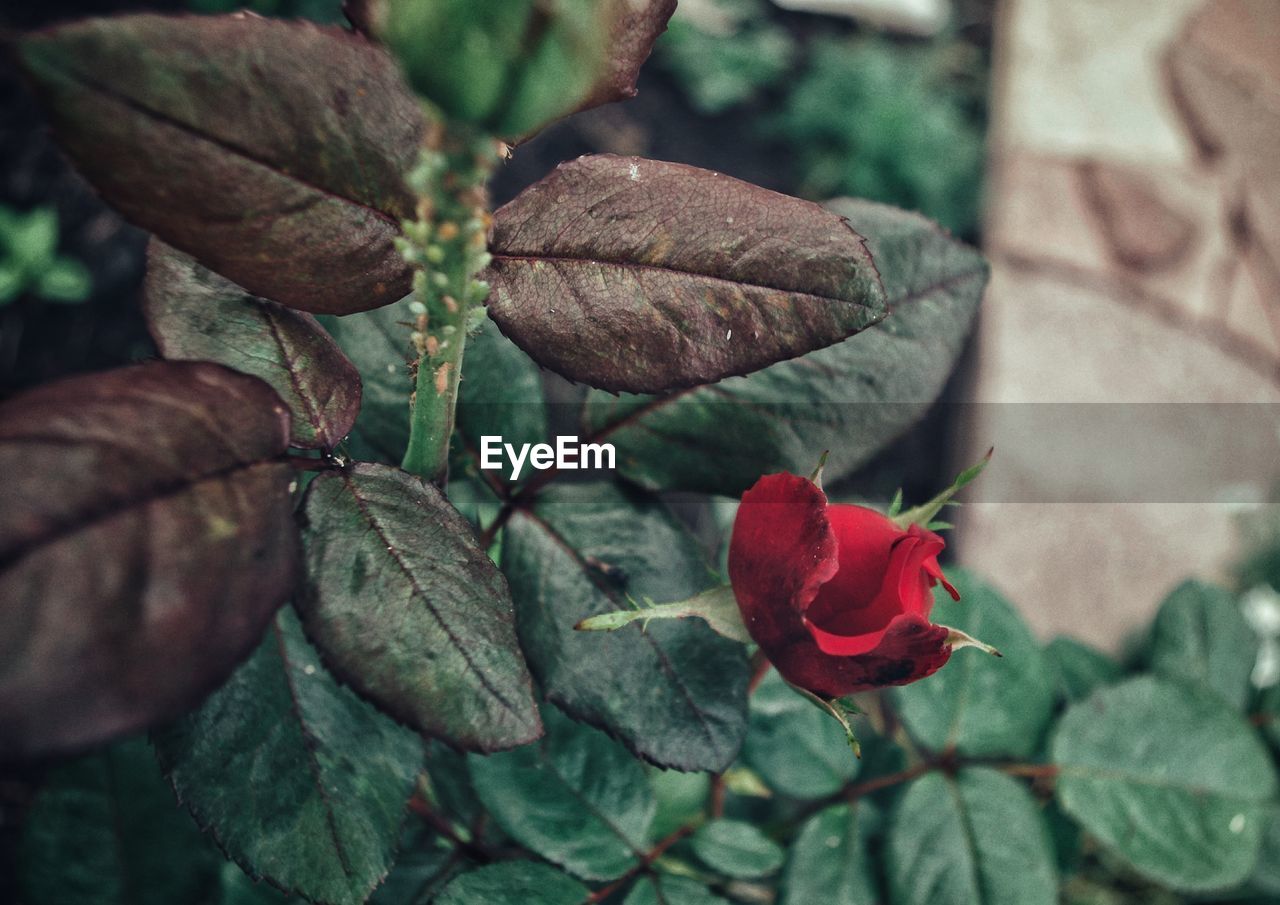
<box><xmin>771</xmin><ymin>37</ymin><xmax>986</xmax><ymax>237</ymax></box>
<box><xmin>782</xmin><ymin>804</ymin><xmax>879</xmax><ymax>905</ymax></box>
<box><xmin>434</xmin><ymin>862</ymin><xmax>589</xmax><ymax>905</ymax></box>
<box><xmin>582</xmin><ymin>199</ymin><xmax>986</xmax><ymax>495</ymax></box>
<box><xmin>690</xmin><ymin>819</ymin><xmax>785</xmax><ymax>879</ymax></box>
<box><xmin>20</xmin><ymin>737</ymin><xmax>223</xmax><ymax>905</ymax></box>
<box><xmin>743</xmin><ymin>670</ymin><xmax>859</xmax><ymax>799</ymax></box>
<box><xmin>299</xmin><ymin>464</ymin><xmax>541</xmax><ymax>751</ymax></box>
<box><xmin>153</xmin><ymin>608</ymin><xmax>423</xmax><ymax>905</ymax></box>
<box><xmin>1149</xmin><ymin>580</ymin><xmax>1258</xmax><ymax>711</ymax></box>
<box><xmin>468</xmin><ymin>709</ymin><xmax>655</xmax><ymax>881</ymax></box>
<box><xmin>1052</xmin><ymin>677</ymin><xmax>1277</xmax><ymax>891</ymax></box>
<box><xmin>14</xmin><ymin>9</ymin><xmax>1277</xmax><ymax>905</ymax></box>
<box><xmin>501</xmin><ymin>482</ymin><xmax>750</xmax><ymax>772</ymax></box>
<box><xmin>894</xmin><ymin>570</ymin><xmax>1056</xmax><ymax>758</ymax></box>
<box><xmin>1046</xmin><ymin>637</ymin><xmax>1123</xmax><ymax>704</ymax></box>
<box><xmin>887</xmin><ymin>769</ymin><xmax>1057</xmax><ymax>905</ymax></box>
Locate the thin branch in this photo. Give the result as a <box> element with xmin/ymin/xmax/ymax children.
<box><xmin>585</xmin><ymin>826</ymin><xmax>695</xmax><ymax>903</ymax></box>
<box><xmin>709</xmin><ymin>774</ymin><xmax>727</xmax><ymax>819</ymax></box>
<box><xmin>408</xmin><ymin>794</ymin><xmax>505</xmax><ymax>864</ymax></box>
<box><xmin>996</xmin><ymin>763</ymin><xmax>1060</xmax><ymax>780</ymax></box>
<box><xmin>747</xmin><ymin>652</ymin><xmax>771</xmax><ymax>695</ymax></box>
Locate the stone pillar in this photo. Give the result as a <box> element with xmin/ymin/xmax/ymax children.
<box><xmin>956</xmin><ymin>0</ymin><xmax>1280</xmax><ymax>649</ymax></box>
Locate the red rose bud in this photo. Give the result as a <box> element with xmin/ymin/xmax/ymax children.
<box><xmin>728</xmin><ymin>472</ymin><xmax>969</xmax><ymax>698</ymax></box>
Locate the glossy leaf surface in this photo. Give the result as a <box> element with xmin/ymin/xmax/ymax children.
<box><xmin>1052</xmin><ymin>676</ymin><xmax>1278</xmax><ymax>891</ymax></box>
<box><xmin>887</xmin><ymin>768</ymin><xmax>1057</xmax><ymax>905</ymax></box>
<box><xmin>486</xmin><ymin>155</ymin><xmax>886</xmax><ymax>393</ymax></box>
<box><xmin>581</xmin><ymin>199</ymin><xmax>987</xmax><ymax>494</ymax></box>
<box><xmin>299</xmin><ymin>463</ymin><xmax>541</xmax><ymax>751</ymax></box>
<box><xmin>501</xmin><ymin>482</ymin><xmax>750</xmax><ymax>772</ymax></box>
<box><xmin>468</xmin><ymin>709</ymin><xmax>655</xmax><ymax>881</ymax></box>
<box><xmin>20</xmin><ymin>14</ymin><xmax>422</xmax><ymax>314</ymax></box>
<box><xmin>144</xmin><ymin>241</ymin><xmax>362</xmax><ymax>449</ymax></box>
<box><xmin>153</xmin><ymin>607</ymin><xmax>423</xmax><ymax>905</ymax></box>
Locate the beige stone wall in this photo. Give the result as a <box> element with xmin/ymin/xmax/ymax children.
<box><xmin>955</xmin><ymin>0</ymin><xmax>1280</xmax><ymax>649</ymax></box>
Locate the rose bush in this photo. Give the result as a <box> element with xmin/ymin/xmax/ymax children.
<box><xmin>728</xmin><ymin>471</ymin><xmax>961</xmax><ymax>697</ymax></box>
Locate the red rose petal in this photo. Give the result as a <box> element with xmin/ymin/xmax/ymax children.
<box><xmin>771</xmin><ymin>614</ymin><xmax>953</xmax><ymax>698</ymax></box>
<box><xmin>728</xmin><ymin>472</ymin><xmax>838</xmax><ymax>657</ymax></box>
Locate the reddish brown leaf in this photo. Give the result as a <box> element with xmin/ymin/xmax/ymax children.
<box><xmin>484</xmin><ymin>155</ymin><xmax>887</xmax><ymax>393</ymax></box>
<box><xmin>143</xmin><ymin>241</ymin><xmax>363</xmax><ymax>450</ymax></box>
<box><xmin>0</xmin><ymin>361</ymin><xmax>300</xmax><ymax>760</ymax></box>
<box><xmin>573</xmin><ymin>0</ymin><xmax>677</xmax><ymax>114</ymax></box>
<box><xmin>19</xmin><ymin>14</ymin><xmax>424</xmax><ymax>315</ymax></box>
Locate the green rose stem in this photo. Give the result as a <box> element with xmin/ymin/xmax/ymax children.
<box><xmin>399</xmin><ymin>119</ymin><xmax>500</xmax><ymax>485</ymax></box>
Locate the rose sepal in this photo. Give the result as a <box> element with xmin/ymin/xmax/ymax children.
<box><xmin>891</xmin><ymin>447</ymin><xmax>993</xmax><ymax>530</ymax></box>
<box><xmin>574</xmin><ymin>584</ymin><xmax>751</xmax><ymax>644</ymax></box>
<box><xmin>942</xmin><ymin>625</ymin><xmax>1002</xmax><ymax>658</ymax></box>
<box><xmin>786</xmin><ymin>680</ymin><xmax>864</xmax><ymax>759</ymax></box>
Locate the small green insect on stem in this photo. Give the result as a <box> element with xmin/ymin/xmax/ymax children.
<box><xmin>399</xmin><ymin>119</ymin><xmax>501</xmax><ymax>485</ymax></box>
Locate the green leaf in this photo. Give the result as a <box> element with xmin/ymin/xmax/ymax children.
<box><xmin>581</xmin><ymin>199</ymin><xmax>987</xmax><ymax>495</ymax></box>
<box><xmin>298</xmin><ymin>463</ymin><xmax>541</xmax><ymax>751</ymax></box>
<box><xmin>486</xmin><ymin>155</ymin><xmax>885</xmax><ymax>394</ymax></box>
<box><xmin>218</xmin><ymin>862</ymin><xmax>297</xmax><ymax>905</ymax></box>
<box><xmin>1149</xmin><ymin>580</ymin><xmax>1258</xmax><ymax>711</ymax></box>
<box><xmin>19</xmin><ymin>14</ymin><xmax>422</xmax><ymax>314</ymax></box>
<box><xmin>19</xmin><ymin>737</ymin><xmax>222</xmax><ymax>905</ymax></box>
<box><xmin>317</xmin><ymin>298</ymin><xmax>415</xmax><ymax>464</ymax></box>
<box><xmin>886</xmin><ymin>768</ymin><xmax>1057</xmax><ymax>905</ymax></box>
<box><xmin>894</xmin><ymin>570</ymin><xmax>1055</xmax><ymax>759</ymax></box>
<box><xmin>144</xmin><ymin>241</ymin><xmax>362</xmax><ymax>449</ymax></box>
<box><xmin>367</xmin><ymin>824</ymin><xmax>457</xmax><ymax>905</ymax></box>
<box><xmin>153</xmin><ymin>607</ymin><xmax>423</xmax><ymax>905</ymax></box>
<box><xmin>8</xmin><ymin>206</ymin><xmax>58</xmax><ymax>272</ymax></box>
<box><xmin>501</xmin><ymin>482</ymin><xmax>750</xmax><ymax>772</ymax></box>
<box><xmin>0</xmin><ymin>260</ymin><xmax>23</xmax><ymax>303</ymax></box>
<box><xmin>1252</xmin><ymin>803</ymin><xmax>1280</xmax><ymax>896</ymax></box>
<box><xmin>743</xmin><ymin>669</ymin><xmax>859</xmax><ymax>799</ymax></box>
<box><xmin>357</xmin><ymin>0</ymin><xmax>616</xmax><ymax>138</ymax></box>
<box><xmin>0</xmin><ymin>361</ymin><xmax>298</xmax><ymax>760</ymax></box>
<box><xmin>1051</xmin><ymin>675</ymin><xmax>1279</xmax><ymax>892</ymax></box>
<box><xmin>782</xmin><ymin>803</ymin><xmax>879</xmax><ymax>905</ymax></box>
<box><xmin>575</xmin><ymin>585</ymin><xmax>752</xmax><ymax>645</ymax></box>
<box><xmin>422</xmin><ymin>741</ymin><xmax>485</xmax><ymax>829</ymax></box>
<box><xmin>1045</xmin><ymin>637</ymin><xmax>1122</xmax><ymax>704</ymax></box>
<box><xmin>468</xmin><ymin>709</ymin><xmax>655</xmax><ymax>881</ymax></box>
<box><xmin>435</xmin><ymin>861</ymin><xmax>589</xmax><ymax>905</ymax></box>
<box><xmin>690</xmin><ymin>819</ymin><xmax>785</xmax><ymax>879</ymax></box>
<box><xmin>657</xmin><ymin>6</ymin><xmax>794</xmax><ymax>115</ymax></box>
<box><xmin>623</xmin><ymin>874</ymin><xmax>729</xmax><ymax>905</ymax></box>
<box><xmin>36</xmin><ymin>256</ymin><xmax>92</xmax><ymax>302</ymax></box>
<box><xmin>650</xmin><ymin>769</ymin><xmax>711</xmax><ymax>839</ymax></box>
